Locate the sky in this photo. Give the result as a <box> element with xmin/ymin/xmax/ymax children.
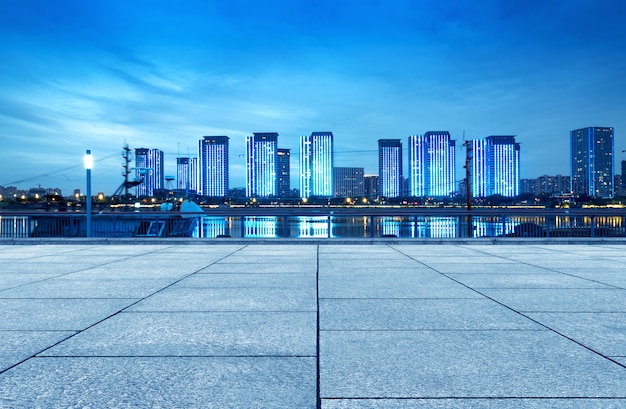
<box><xmin>1</xmin><ymin>0</ymin><xmax>626</xmax><ymax>195</ymax></box>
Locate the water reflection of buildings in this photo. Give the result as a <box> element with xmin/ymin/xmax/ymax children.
<box><xmin>196</xmin><ymin>214</ymin><xmax>626</xmax><ymax>239</ymax></box>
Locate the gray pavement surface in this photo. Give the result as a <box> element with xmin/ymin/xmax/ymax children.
<box><xmin>1</xmin><ymin>242</ymin><xmax>626</xmax><ymax>408</ymax></box>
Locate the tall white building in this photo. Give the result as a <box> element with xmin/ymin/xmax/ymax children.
<box><xmin>246</xmin><ymin>132</ymin><xmax>278</xmax><ymax>197</ymax></box>
<box><xmin>176</xmin><ymin>157</ymin><xmax>198</xmax><ymax>193</ymax></box>
<box><xmin>300</xmin><ymin>132</ymin><xmax>334</xmax><ymax>198</ymax></box>
<box><xmin>199</xmin><ymin>136</ymin><xmax>229</xmax><ymax>197</ymax></box>
<box><xmin>470</xmin><ymin>135</ymin><xmax>520</xmax><ymax>197</ymax></box>
<box><xmin>407</xmin><ymin>132</ymin><xmax>455</xmax><ymax>197</ymax></box>
<box><xmin>378</xmin><ymin>139</ymin><xmax>403</xmax><ymax>198</ymax></box>
<box><xmin>135</xmin><ymin>148</ymin><xmax>164</xmax><ymax>197</ymax></box>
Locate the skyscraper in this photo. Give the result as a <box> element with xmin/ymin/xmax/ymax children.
<box><xmin>486</xmin><ymin>136</ymin><xmax>520</xmax><ymax>197</ymax></box>
<box><xmin>300</xmin><ymin>132</ymin><xmax>334</xmax><ymax>198</ymax></box>
<box><xmin>199</xmin><ymin>136</ymin><xmax>229</xmax><ymax>197</ymax></box>
<box><xmin>334</xmin><ymin>167</ymin><xmax>364</xmax><ymax>197</ymax></box>
<box><xmin>246</xmin><ymin>132</ymin><xmax>278</xmax><ymax>197</ymax></box>
<box><xmin>277</xmin><ymin>148</ymin><xmax>291</xmax><ymax>198</ymax></box>
<box><xmin>407</xmin><ymin>132</ymin><xmax>455</xmax><ymax>197</ymax></box>
<box><xmin>176</xmin><ymin>157</ymin><xmax>198</xmax><ymax>193</ymax></box>
<box><xmin>570</xmin><ymin>127</ymin><xmax>614</xmax><ymax>198</ymax></box>
<box><xmin>469</xmin><ymin>136</ymin><xmax>520</xmax><ymax>197</ymax></box>
<box><xmin>135</xmin><ymin>148</ymin><xmax>164</xmax><ymax>197</ymax></box>
<box><xmin>378</xmin><ymin>139</ymin><xmax>403</xmax><ymax>198</ymax></box>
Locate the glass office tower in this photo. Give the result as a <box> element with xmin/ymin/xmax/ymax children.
<box><xmin>378</xmin><ymin>139</ymin><xmax>403</xmax><ymax>198</ymax></box>
<box><xmin>408</xmin><ymin>132</ymin><xmax>455</xmax><ymax>197</ymax></box>
<box><xmin>135</xmin><ymin>148</ymin><xmax>164</xmax><ymax>197</ymax></box>
<box><xmin>570</xmin><ymin>127</ymin><xmax>614</xmax><ymax>198</ymax></box>
<box><xmin>176</xmin><ymin>157</ymin><xmax>198</xmax><ymax>193</ymax></box>
<box><xmin>246</xmin><ymin>132</ymin><xmax>278</xmax><ymax>197</ymax></box>
<box><xmin>300</xmin><ymin>132</ymin><xmax>334</xmax><ymax>198</ymax></box>
<box><xmin>198</xmin><ymin>135</ymin><xmax>229</xmax><ymax>197</ymax></box>
<box><xmin>470</xmin><ymin>136</ymin><xmax>520</xmax><ymax>197</ymax></box>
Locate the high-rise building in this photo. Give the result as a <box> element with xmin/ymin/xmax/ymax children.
<box><xmin>277</xmin><ymin>148</ymin><xmax>291</xmax><ymax>198</ymax></box>
<box><xmin>486</xmin><ymin>135</ymin><xmax>520</xmax><ymax>197</ymax></box>
<box><xmin>469</xmin><ymin>136</ymin><xmax>520</xmax><ymax>197</ymax></box>
<box><xmin>135</xmin><ymin>148</ymin><xmax>164</xmax><ymax>197</ymax></box>
<box><xmin>364</xmin><ymin>175</ymin><xmax>379</xmax><ymax>200</ymax></box>
<box><xmin>300</xmin><ymin>132</ymin><xmax>334</xmax><ymax>198</ymax></box>
<box><xmin>176</xmin><ymin>157</ymin><xmax>198</xmax><ymax>193</ymax></box>
<box><xmin>408</xmin><ymin>132</ymin><xmax>456</xmax><ymax>197</ymax></box>
<box><xmin>570</xmin><ymin>127</ymin><xmax>614</xmax><ymax>198</ymax></box>
<box><xmin>378</xmin><ymin>139</ymin><xmax>403</xmax><ymax>198</ymax></box>
<box><xmin>199</xmin><ymin>136</ymin><xmax>229</xmax><ymax>197</ymax></box>
<box><xmin>334</xmin><ymin>167</ymin><xmax>364</xmax><ymax>197</ymax></box>
<box><xmin>246</xmin><ymin>132</ymin><xmax>278</xmax><ymax>197</ymax></box>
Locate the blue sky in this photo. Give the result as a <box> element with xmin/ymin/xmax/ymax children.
<box><xmin>1</xmin><ymin>0</ymin><xmax>626</xmax><ymax>195</ymax></box>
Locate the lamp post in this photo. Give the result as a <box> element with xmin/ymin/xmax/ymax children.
<box><xmin>84</xmin><ymin>150</ymin><xmax>93</xmax><ymax>237</ymax></box>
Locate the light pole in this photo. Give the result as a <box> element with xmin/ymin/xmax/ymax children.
<box><xmin>84</xmin><ymin>150</ymin><xmax>93</xmax><ymax>237</ymax></box>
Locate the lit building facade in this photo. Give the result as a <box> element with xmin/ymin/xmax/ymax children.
<box><xmin>334</xmin><ymin>167</ymin><xmax>365</xmax><ymax>197</ymax></box>
<box><xmin>300</xmin><ymin>132</ymin><xmax>334</xmax><ymax>198</ymax></box>
<box><xmin>277</xmin><ymin>148</ymin><xmax>291</xmax><ymax>198</ymax></box>
<box><xmin>378</xmin><ymin>139</ymin><xmax>403</xmax><ymax>198</ymax></box>
<box><xmin>135</xmin><ymin>148</ymin><xmax>164</xmax><ymax>197</ymax></box>
<box><xmin>570</xmin><ymin>127</ymin><xmax>614</xmax><ymax>198</ymax></box>
<box><xmin>246</xmin><ymin>132</ymin><xmax>278</xmax><ymax>197</ymax></box>
<box><xmin>176</xmin><ymin>157</ymin><xmax>198</xmax><ymax>193</ymax></box>
<box><xmin>199</xmin><ymin>136</ymin><xmax>229</xmax><ymax>197</ymax></box>
<box><xmin>408</xmin><ymin>132</ymin><xmax>456</xmax><ymax>197</ymax></box>
<box><xmin>469</xmin><ymin>135</ymin><xmax>520</xmax><ymax>197</ymax></box>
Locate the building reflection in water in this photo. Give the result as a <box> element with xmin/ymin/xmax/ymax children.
<box><xmin>196</xmin><ymin>214</ymin><xmax>626</xmax><ymax>239</ymax></box>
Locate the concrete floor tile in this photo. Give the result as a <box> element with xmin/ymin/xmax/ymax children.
<box><xmin>321</xmin><ymin>398</ymin><xmax>626</xmax><ymax>408</ymax></box>
<box><xmin>0</xmin><ymin>357</ymin><xmax>316</xmax><ymax>409</ymax></box>
<box><xmin>0</xmin><ymin>331</ymin><xmax>75</xmax><ymax>372</ymax></box>
<box><xmin>129</xmin><ymin>286</ymin><xmax>317</xmax><ymax>312</ymax></box>
<box><xmin>42</xmin><ymin>311</ymin><xmax>316</xmax><ymax>357</ymax></box>
<box><xmin>0</xmin><ymin>298</ymin><xmax>137</xmax><ymax>330</ymax></box>
<box><xmin>319</xmin><ymin>270</ymin><xmax>479</xmax><ymax>298</ymax></box>
<box><xmin>447</xmin><ymin>272</ymin><xmax>606</xmax><ymax>289</ymax></box>
<box><xmin>527</xmin><ymin>312</ymin><xmax>626</xmax><ymax>356</ymax></box>
<box><xmin>480</xmin><ymin>288</ymin><xmax>626</xmax><ymax>312</ymax></box>
<box><xmin>320</xmin><ymin>299</ymin><xmax>540</xmax><ymax>330</ymax></box>
<box><xmin>320</xmin><ymin>330</ymin><xmax>626</xmax><ymax>398</ymax></box>
<box><xmin>0</xmin><ymin>278</ymin><xmax>177</xmax><ymax>298</ymax></box>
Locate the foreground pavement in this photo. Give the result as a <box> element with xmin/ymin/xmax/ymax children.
<box><xmin>0</xmin><ymin>242</ymin><xmax>625</xmax><ymax>408</ymax></box>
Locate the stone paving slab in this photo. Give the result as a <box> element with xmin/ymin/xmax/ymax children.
<box><xmin>129</xmin><ymin>286</ymin><xmax>317</xmax><ymax>312</ymax></box>
<box><xmin>0</xmin><ymin>298</ymin><xmax>137</xmax><ymax>330</ymax></box>
<box><xmin>526</xmin><ymin>312</ymin><xmax>626</xmax><ymax>356</ymax></box>
<box><xmin>479</xmin><ymin>288</ymin><xmax>626</xmax><ymax>312</ymax></box>
<box><xmin>446</xmin><ymin>272</ymin><xmax>608</xmax><ymax>289</ymax></box>
<box><xmin>320</xmin><ymin>330</ymin><xmax>626</xmax><ymax>398</ymax></box>
<box><xmin>0</xmin><ymin>357</ymin><xmax>316</xmax><ymax>409</ymax></box>
<box><xmin>321</xmin><ymin>398</ymin><xmax>626</xmax><ymax>408</ymax></box>
<box><xmin>41</xmin><ymin>311</ymin><xmax>317</xmax><ymax>357</ymax></box>
<box><xmin>0</xmin><ymin>331</ymin><xmax>76</xmax><ymax>372</ymax></box>
<box><xmin>320</xmin><ymin>299</ymin><xmax>541</xmax><ymax>330</ymax></box>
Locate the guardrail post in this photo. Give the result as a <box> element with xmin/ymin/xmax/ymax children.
<box><xmin>591</xmin><ymin>215</ymin><xmax>595</xmax><ymax>237</ymax></box>
<box><xmin>327</xmin><ymin>215</ymin><xmax>331</xmax><ymax>238</ymax></box>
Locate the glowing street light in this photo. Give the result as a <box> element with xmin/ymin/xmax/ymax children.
<box><xmin>85</xmin><ymin>150</ymin><xmax>93</xmax><ymax>237</ymax></box>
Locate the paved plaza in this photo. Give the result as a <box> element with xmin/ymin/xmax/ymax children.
<box><xmin>0</xmin><ymin>241</ymin><xmax>626</xmax><ymax>408</ymax></box>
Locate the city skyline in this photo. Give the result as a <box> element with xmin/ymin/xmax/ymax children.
<box><xmin>1</xmin><ymin>1</ymin><xmax>626</xmax><ymax>194</ymax></box>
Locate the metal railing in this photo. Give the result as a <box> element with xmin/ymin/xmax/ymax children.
<box><xmin>1</xmin><ymin>209</ymin><xmax>625</xmax><ymax>239</ymax></box>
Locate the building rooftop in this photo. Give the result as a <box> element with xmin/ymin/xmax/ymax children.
<box><xmin>1</xmin><ymin>241</ymin><xmax>626</xmax><ymax>408</ymax></box>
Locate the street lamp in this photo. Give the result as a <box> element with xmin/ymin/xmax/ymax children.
<box><xmin>84</xmin><ymin>150</ymin><xmax>93</xmax><ymax>237</ymax></box>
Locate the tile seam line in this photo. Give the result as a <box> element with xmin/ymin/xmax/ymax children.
<box><xmin>316</xmin><ymin>243</ymin><xmax>321</xmax><ymax>409</ymax></box>
<box><xmin>0</xmin><ymin>244</ymin><xmax>249</xmax><ymax>376</ymax></box>
<box><xmin>391</xmin><ymin>246</ymin><xmax>626</xmax><ymax>370</ymax></box>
